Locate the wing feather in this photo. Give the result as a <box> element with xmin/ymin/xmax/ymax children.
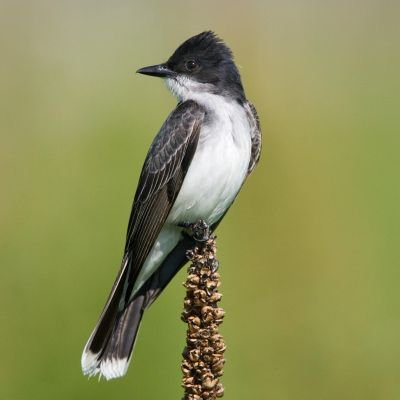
<box><xmin>122</xmin><ymin>100</ymin><xmax>205</xmax><ymax>299</ymax></box>
<box><xmin>245</xmin><ymin>101</ymin><xmax>262</xmax><ymax>175</ymax></box>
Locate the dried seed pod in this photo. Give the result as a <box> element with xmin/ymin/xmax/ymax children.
<box><xmin>188</xmin><ymin>349</ymin><xmax>200</xmax><ymax>362</ymax></box>
<box><xmin>188</xmin><ymin>316</ymin><xmax>201</xmax><ymax>326</ymax></box>
<box><xmin>209</xmin><ymin>292</ymin><xmax>222</xmax><ymax>303</ymax></box>
<box><xmin>215</xmin><ymin>383</ymin><xmax>225</xmax><ymax>397</ymax></box>
<box><xmin>213</xmin><ymin>308</ymin><xmax>225</xmax><ymax>320</ymax></box>
<box><xmin>211</xmin><ymin>358</ymin><xmax>225</xmax><ymax>373</ymax></box>
<box><xmin>202</xmin><ymin>377</ymin><xmax>218</xmax><ymax>390</ymax></box>
<box><xmin>183</xmin><ymin>376</ymin><xmax>195</xmax><ymax>386</ymax></box>
<box><xmin>199</xmin><ymin>329</ymin><xmax>211</xmax><ymax>339</ymax></box>
<box><xmin>203</xmin><ymin>346</ymin><xmax>214</xmax><ymax>355</ymax></box>
<box><xmin>189</xmin><ymin>275</ymin><xmax>200</xmax><ymax>285</ymax></box>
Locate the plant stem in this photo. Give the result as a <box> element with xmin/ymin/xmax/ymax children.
<box><xmin>181</xmin><ymin>227</ymin><xmax>225</xmax><ymax>400</ymax></box>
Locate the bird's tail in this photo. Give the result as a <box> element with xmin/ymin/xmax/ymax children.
<box><xmin>81</xmin><ymin>298</ymin><xmax>145</xmax><ymax>380</ymax></box>
<box><xmin>81</xmin><ymin>236</ymin><xmax>195</xmax><ymax>380</ymax></box>
<box><xmin>81</xmin><ymin>256</ymin><xmax>145</xmax><ymax>380</ymax></box>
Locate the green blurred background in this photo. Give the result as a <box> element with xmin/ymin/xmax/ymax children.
<box><xmin>1</xmin><ymin>0</ymin><xmax>399</xmax><ymax>399</ymax></box>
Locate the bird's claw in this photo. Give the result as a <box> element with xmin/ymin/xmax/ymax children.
<box><xmin>179</xmin><ymin>219</ymin><xmax>211</xmax><ymax>242</ymax></box>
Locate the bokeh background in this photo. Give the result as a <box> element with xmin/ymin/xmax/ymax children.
<box><xmin>1</xmin><ymin>0</ymin><xmax>399</xmax><ymax>399</ymax></box>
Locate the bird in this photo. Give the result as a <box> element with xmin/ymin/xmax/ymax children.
<box><xmin>81</xmin><ymin>31</ymin><xmax>261</xmax><ymax>380</ymax></box>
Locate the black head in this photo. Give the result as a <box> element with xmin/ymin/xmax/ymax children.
<box><xmin>137</xmin><ymin>31</ymin><xmax>245</xmax><ymax>102</ymax></box>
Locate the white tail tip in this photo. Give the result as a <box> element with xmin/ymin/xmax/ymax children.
<box><xmin>81</xmin><ymin>349</ymin><xmax>129</xmax><ymax>380</ymax></box>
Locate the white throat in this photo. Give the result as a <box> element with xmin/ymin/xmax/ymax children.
<box><xmin>166</xmin><ymin>75</ymin><xmax>244</xmax><ymax>123</ymax></box>
<box><xmin>166</xmin><ymin>76</ymin><xmax>219</xmax><ymax>105</ymax></box>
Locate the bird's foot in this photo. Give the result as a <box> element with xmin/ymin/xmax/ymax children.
<box><xmin>178</xmin><ymin>219</ymin><xmax>211</xmax><ymax>242</ymax></box>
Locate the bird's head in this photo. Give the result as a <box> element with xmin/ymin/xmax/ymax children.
<box><xmin>137</xmin><ymin>31</ymin><xmax>245</xmax><ymax>103</ymax></box>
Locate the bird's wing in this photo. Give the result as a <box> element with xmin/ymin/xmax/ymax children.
<box><xmin>245</xmin><ymin>101</ymin><xmax>262</xmax><ymax>175</ymax></box>
<box><xmin>122</xmin><ymin>100</ymin><xmax>205</xmax><ymax>297</ymax></box>
<box><xmin>82</xmin><ymin>100</ymin><xmax>204</xmax><ymax>361</ymax></box>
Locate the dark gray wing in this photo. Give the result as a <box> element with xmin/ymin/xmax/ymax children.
<box><xmin>122</xmin><ymin>100</ymin><xmax>205</xmax><ymax>295</ymax></box>
<box><xmin>245</xmin><ymin>101</ymin><xmax>262</xmax><ymax>175</ymax></box>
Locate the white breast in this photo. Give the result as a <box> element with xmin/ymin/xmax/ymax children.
<box><xmin>167</xmin><ymin>94</ymin><xmax>252</xmax><ymax>226</ymax></box>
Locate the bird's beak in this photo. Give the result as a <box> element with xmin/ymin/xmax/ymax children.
<box><xmin>136</xmin><ymin>63</ymin><xmax>174</xmax><ymax>78</ymax></box>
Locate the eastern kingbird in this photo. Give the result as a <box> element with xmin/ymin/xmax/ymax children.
<box><xmin>81</xmin><ymin>31</ymin><xmax>261</xmax><ymax>380</ymax></box>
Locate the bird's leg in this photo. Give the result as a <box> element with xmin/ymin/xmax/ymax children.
<box><xmin>178</xmin><ymin>219</ymin><xmax>211</xmax><ymax>242</ymax></box>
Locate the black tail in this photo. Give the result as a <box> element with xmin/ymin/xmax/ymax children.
<box><xmin>81</xmin><ymin>292</ymin><xmax>146</xmax><ymax>380</ymax></box>
<box><xmin>81</xmin><ymin>255</ymin><xmax>140</xmax><ymax>379</ymax></box>
<box><xmin>81</xmin><ymin>236</ymin><xmax>194</xmax><ymax>380</ymax></box>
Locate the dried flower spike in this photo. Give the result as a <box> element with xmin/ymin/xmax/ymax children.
<box><xmin>182</xmin><ymin>220</ymin><xmax>225</xmax><ymax>399</ymax></box>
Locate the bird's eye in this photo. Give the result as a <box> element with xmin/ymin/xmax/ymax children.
<box><xmin>185</xmin><ymin>60</ymin><xmax>198</xmax><ymax>71</ymax></box>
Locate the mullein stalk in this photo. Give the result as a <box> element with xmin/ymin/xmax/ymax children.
<box><xmin>181</xmin><ymin>222</ymin><xmax>225</xmax><ymax>399</ymax></box>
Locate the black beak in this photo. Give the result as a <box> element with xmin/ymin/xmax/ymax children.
<box><xmin>136</xmin><ymin>63</ymin><xmax>174</xmax><ymax>78</ymax></box>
